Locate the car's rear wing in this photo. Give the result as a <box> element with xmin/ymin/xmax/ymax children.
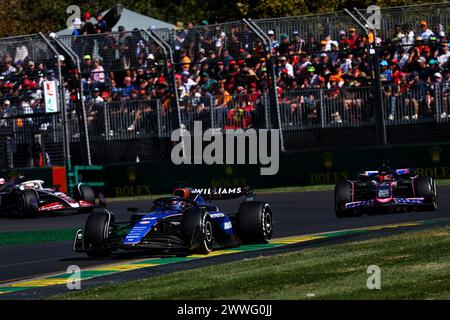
<box><xmin>193</xmin><ymin>187</ymin><xmax>254</xmax><ymax>201</ymax></box>
<box><xmin>359</xmin><ymin>168</ymin><xmax>416</xmax><ymax>176</ymax></box>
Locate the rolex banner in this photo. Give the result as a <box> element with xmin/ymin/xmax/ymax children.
<box><xmin>101</xmin><ymin>143</ymin><xmax>450</xmax><ymax>197</ymax></box>
<box><xmin>43</xmin><ymin>80</ymin><xmax>59</xmax><ymax>113</ymax></box>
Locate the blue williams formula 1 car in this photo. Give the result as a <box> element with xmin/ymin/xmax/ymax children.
<box><xmin>335</xmin><ymin>166</ymin><xmax>437</xmax><ymax>218</ymax></box>
<box><xmin>74</xmin><ymin>187</ymin><xmax>274</xmax><ymax>258</ymax></box>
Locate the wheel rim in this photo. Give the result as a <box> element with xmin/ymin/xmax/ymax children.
<box><xmin>204</xmin><ymin>220</ymin><xmax>212</xmax><ymax>243</ymax></box>
<box><xmin>432</xmin><ymin>180</ymin><xmax>438</xmax><ymax>209</ymax></box>
<box><xmin>432</xmin><ymin>196</ymin><xmax>438</xmax><ymax>209</ymax></box>
<box><xmin>264</xmin><ymin>210</ymin><xmax>272</xmax><ymax>235</ymax></box>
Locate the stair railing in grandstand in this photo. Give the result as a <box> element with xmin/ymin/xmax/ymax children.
<box><xmin>144</xmin><ymin>29</ymin><xmax>182</xmax><ymax>136</ymax></box>
<box><xmin>245</xmin><ymin>18</ymin><xmax>286</xmax><ymax>152</ymax></box>
<box><xmin>52</xmin><ymin>35</ymin><xmax>92</xmax><ymax>165</ymax></box>
<box><xmin>38</xmin><ymin>32</ymin><xmax>71</xmax><ymax>170</ymax></box>
<box><xmin>344</xmin><ymin>8</ymin><xmax>387</xmax><ymax>146</ymax></box>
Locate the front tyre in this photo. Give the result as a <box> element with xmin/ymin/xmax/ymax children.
<box><xmin>84</xmin><ymin>210</ymin><xmax>114</xmax><ymax>258</ymax></box>
<box><xmin>182</xmin><ymin>209</ymin><xmax>214</xmax><ymax>254</ymax></box>
<box><xmin>16</xmin><ymin>189</ymin><xmax>39</xmax><ymax>218</ymax></box>
<box><xmin>335</xmin><ymin>181</ymin><xmax>357</xmax><ymax>218</ymax></box>
<box><xmin>237</xmin><ymin>201</ymin><xmax>273</xmax><ymax>244</ymax></box>
<box><xmin>414</xmin><ymin>176</ymin><xmax>438</xmax><ymax>211</ymax></box>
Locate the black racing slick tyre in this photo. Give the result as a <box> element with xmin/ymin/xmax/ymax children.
<box><xmin>335</xmin><ymin>181</ymin><xmax>357</xmax><ymax>218</ymax></box>
<box><xmin>182</xmin><ymin>208</ymin><xmax>214</xmax><ymax>255</ymax></box>
<box><xmin>84</xmin><ymin>211</ymin><xmax>114</xmax><ymax>258</ymax></box>
<box><xmin>74</xmin><ymin>184</ymin><xmax>95</xmax><ymax>204</ymax></box>
<box><xmin>414</xmin><ymin>176</ymin><xmax>438</xmax><ymax>211</ymax></box>
<box><xmin>237</xmin><ymin>201</ymin><xmax>273</xmax><ymax>244</ymax></box>
<box><xmin>16</xmin><ymin>189</ymin><xmax>38</xmax><ymax>218</ymax></box>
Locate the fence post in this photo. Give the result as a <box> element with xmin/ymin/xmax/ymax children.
<box><xmin>438</xmin><ymin>8</ymin><xmax>444</xmax><ymax>29</ymax></box>
<box><xmin>210</xmin><ymin>95</ymin><xmax>215</xmax><ymax>130</ymax></box>
<box><xmin>103</xmin><ymin>101</ymin><xmax>110</xmax><ymax>140</ymax></box>
<box><xmin>6</xmin><ymin>136</ymin><xmax>13</xmax><ymax>169</ymax></box>
<box><xmin>245</xmin><ymin>18</ymin><xmax>286</xmax><ymax>152</ymax></box>
<box><xmin>327</xmin><ymin>18</ymin><xmax>332</xmax><ymax>38</ymax></box>
<box><xmin>264</xmin><ymin>92</ymin><xmax>270</xmax><ymax>129</ymax></box>
<box><xmin>435</xmin><ymin>83</ymin><xmax>442</xmax><ymax>122</ymax></box>
<box><xmin>53</xmin><ymin>36</ymin><xmax>92</xmax><ymax>165</ymax></box>
<box><xmin>344</xmin><ymin>10</ymin><xmax>387</xmax><ymax>147</ymax></box>
<box><xmin>144</xmin><ymin>29</ymin><xmax>182</xmax><ymax>133</ymax></box>
<box><xmin>320</xmin><ymin>89</ymin><xmax>326</xmax><ymax>129</ymax></box>
<box><xmin>156</xmin><ymin>99</ymin><xmax>163</xmax><ymax>138</ymax></box>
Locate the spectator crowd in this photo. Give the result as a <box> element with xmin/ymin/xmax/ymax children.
<box><xmin>2</xmin><ymin>12</ymin><xmax>450</xmax><ymax>135</ymax></box>
<box><xmin>169</xmin><ymin>19</ymin><xmax>450</xmax><ymax>126</ymax></box>
<box><xmin>0</xmin><ymin>42</ymin><xmax>62</xmax><ymax>129</ymax></box>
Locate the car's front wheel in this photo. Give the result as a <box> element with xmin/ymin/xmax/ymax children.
<box><xmin>182</xmin><ymin>208</ymin><xmax>214</xmax><ymax>255</ymax></box>
<box><xmin>16</xmin><ymin>190</ymin><xmax>38</xmax><ymax>218</ymax></box>
<box><xmin>335</xmin><ymin>181</ymin><xmax>358</xmax><ymax>218</ymax></box>
<box><xmin>414</xmin><ymin>176</ymin><xmax>438</xmax><ymax>211</ymax></box>
<box><xmin>84</xmin><ymin>210</ymin><xmax>114</xmax><ymax>258</ymax></box>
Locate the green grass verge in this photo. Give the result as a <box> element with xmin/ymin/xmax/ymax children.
<box><xmin>0</xmin><ymin>228</ymin><xmax>77</xmax><ymax>247</ymax></box>
<box><xmin>53</xmin><ymin>226</ymin><xmax>450</xmax><ymax>300</ymax></box>
<box><xmin>437</xmin><ymin>178</ymin><xmax>450</xmax><ymax>185</ymax></box>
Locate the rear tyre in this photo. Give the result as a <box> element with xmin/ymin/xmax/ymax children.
<box><xmin>335</xmin><ymin>181</ymin><xmax>357</xmax><ymax>218</ymax></box>
<box><xmin>182</xmin><ymin>208</ymin><xmax>214</xmax><ymax>254</ymax></box>
<box><xmin>84</xmin><ymin>211</ymin><xmax>114</xmax><ymax>258</ymax></box>
<box><xmin>237</xmin><ymin>201</ymin><xmax>273</xmax><ymax>244</ymax></box>
<box><xmin>414</xmin><ymin>176</ymin><xmax>438</xmax><ymax>211</ymax></box>
<box><xmin>16</xmin><ymin>190</ymin><xmax>38</xmax><ymax>218</ymax></box>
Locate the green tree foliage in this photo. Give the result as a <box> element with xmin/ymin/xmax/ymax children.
<box><xmin>0</xmin><ymin>0</ymin><xmax>447</xmax><ymax>37</ymax></box>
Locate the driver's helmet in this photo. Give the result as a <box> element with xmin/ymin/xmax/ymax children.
<box><xmin>168</xmin><ymin>200</ymin><xmax>189</xmax><ymax>211</ymax></box>
<box><xmin>173</xmin><ymin>188</ymin><xmax>197</xmax><ymax>200</ymax></box>
<box><xmin>0</xmin><ymin>178</ymin><xmax>5</xmax><ymax>185</ymax></box>
<box><xmin>377</xmin><ymin>174</ymin><xmax>392</xmax><ymax>182</ymax></box>
<box><xmin>377</xmin><ymin>165</ymin><xmax>393</xmax><ymax>182</ymax></box>
<box><xmin>169</xmin><ymin>188</ymin><xmax>197</xmax><ymax>210</ymax></box>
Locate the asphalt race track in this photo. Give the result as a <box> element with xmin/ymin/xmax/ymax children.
<box><xmin>1</xmin><ymin>186</ymin><xmax>450</xmax><ymax>286</ymax></box>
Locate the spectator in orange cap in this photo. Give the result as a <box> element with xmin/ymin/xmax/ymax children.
<box><xmin>418</xmin><ymin>20</ymin><xmax>434</xmax><ymax>41</ymax></box>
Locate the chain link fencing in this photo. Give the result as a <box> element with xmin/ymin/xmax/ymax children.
<box><xmin>356</xmin><ymin>2</ymin><xmax>450</xmax><ymax>40</ymax></box>
<box><xmin>0</xmin><ymin>34</ymin><xmax>66</xmax><ymax>169</ymax></box>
